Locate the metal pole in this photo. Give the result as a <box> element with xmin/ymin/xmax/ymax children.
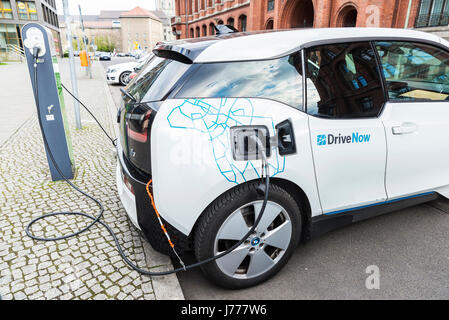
<box><xmin>78</xmin><ymin>5</ymin><xmax>92</xmax><ymax>78</ymax></box>
<box><xmin>62</xmin><ymin>0</ymin><xmax>82</xmax><ymax>129</ymax></box>
<box><xmin>404</xmin><ymin>0</ymin><xmax>413</xmax><ymax>28</ymax></box>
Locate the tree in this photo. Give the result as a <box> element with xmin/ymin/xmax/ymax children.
<box><xmin>94</xmin><ymin>36</ymin><xmax>115</xmax><ymax>52</ymax></box>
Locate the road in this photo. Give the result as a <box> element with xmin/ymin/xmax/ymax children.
<box><xmin>100</xmin><ymin>57</ymin><xmax>136</xmax><ymax>106</ymax></box>
<box><xmin>101</xmin><ymin>58</ymin><xmax>449</xmax><ymax>300</ymax></box>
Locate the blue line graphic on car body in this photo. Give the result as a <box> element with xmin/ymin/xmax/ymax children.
<box><xmin>167</xmin><ymin>98</ymin><xmax>285</xmax><ymax>184</ymax></box>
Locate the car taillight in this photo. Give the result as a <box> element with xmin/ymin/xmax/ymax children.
<box><xmin>127</xmin><ymin>110</ymin><xmax>152</xmax><ymax>143</ymax></box>
<box><xmin>123</xmin><ymin>174</ymin><xmax>135</xmax><ymax>195</ymax></box>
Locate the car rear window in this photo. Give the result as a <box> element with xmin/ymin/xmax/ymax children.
<box><xmin>127</xmin><ymin>56</ymin><xmax>190</xmax><ymax>103</ymax></box>
<box><xmin>174</xmin><ymin>54</ymin><xmax>304</xmax><ymax>110</ymax></box>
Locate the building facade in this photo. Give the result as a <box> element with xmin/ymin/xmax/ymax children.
<box><xmin>156</xmin><ymin>0</ymin><xmax>176</xmax><ymax>18</ymax></box>
<box><xmin>155</xmin><ymin>0</ymin><xmax>176</xmax><ymax>41</ymax></box>
<box><xmin>0</xmin><ymin>0</ymin><xmax>61</xmax><ymax>58</ymax></box>
<box><xmin>59</xmin><ymin>7</ymin><xmax>165</xmax><ymax>54</ymax></box>
<box><xmin>120</xmin><ymin>7</ymin><xmax>164</xmax><ymax>53</ymax></box>
<box><xmin>59</xmin><ymin>11</ymin><xmax>123</xmax><ymax>53</ymax></box>
<box><xmin>171</xmin><ymin>0</ymin><xmax>449</xmax><ymax>39</ymax></box>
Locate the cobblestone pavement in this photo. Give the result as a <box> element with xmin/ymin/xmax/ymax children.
<box><xmin>0</xmin><ymin>60</ymin><xmax>183</xmax><ymax>300</ymax></box>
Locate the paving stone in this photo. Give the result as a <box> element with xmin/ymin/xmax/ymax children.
<box><xmin>45</xmin><ymin>288</ymin><xmax>62</xmax><ymax>300</ymax></box>
<box><xmin>0</xmin><ymin>61</ymin><xmax>163</xmax><ymax>301</ymax></box>
<box><xmin>106</xmin><ymin>285</ymin><xmax>120</xmax><ymax>296</ymax></box>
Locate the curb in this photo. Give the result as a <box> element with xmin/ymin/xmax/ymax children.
<box><xmin>99</xmin><ymin>64</ymin><xmax>185</xmax><ymax>301</ymax></box>
<box><xmin>429</xmin><ymin>197</ymin><xmax>449</xmax><ymax>214</ymax></box>
<box><xmin>142</xmin><ymin>242</ymin><xmax>185</xmax><ymax>300</ymax></box>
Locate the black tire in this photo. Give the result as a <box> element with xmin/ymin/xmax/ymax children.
<box><xmin>194</xmin><ymin>181</ymin><xmax>301</xmax><ymax>289</ymax></box>
<box><xmin>119</xmin><ymin>71</ymin><xmax>131</xmax><ymax>86</ymax></box>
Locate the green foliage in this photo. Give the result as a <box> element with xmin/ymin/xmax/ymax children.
<box><xmin>72</xmin><ymin>38</ymin><xmax>79</xmax><ymax>51</ymax></box>
<box><xmin>95</xmin><ymin>36</ymin><xmax>115</xmax><ymax>53</ymax></box>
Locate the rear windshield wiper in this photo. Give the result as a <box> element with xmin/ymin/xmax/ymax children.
<box><xmin>120</xmin><ymin>88</ymin><xmax>137</xmax><ymax>102</ymax></box>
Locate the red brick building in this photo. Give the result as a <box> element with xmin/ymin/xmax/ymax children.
<box><xmin>171</xmin><ymin>0</ymin><xmax>449</xmax><ymax>39</ymax></box>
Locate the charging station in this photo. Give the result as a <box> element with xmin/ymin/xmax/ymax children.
<box><xmin>22</xmin><ymin>23</ymin><xmax>74</xmax><ymax>181</ymax></box>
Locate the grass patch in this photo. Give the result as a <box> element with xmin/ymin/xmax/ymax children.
<box><xmin>0</xmin><ymin>62</ymin><xmax>7</xmax><ymax>66</ymax></box>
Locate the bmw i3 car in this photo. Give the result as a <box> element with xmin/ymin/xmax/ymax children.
<box><xmin>116</xmin><ymin>28</ymin><xmax>449</xmax><ymax>289</ymax></box>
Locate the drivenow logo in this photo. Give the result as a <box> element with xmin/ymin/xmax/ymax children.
<box><xmin>317</xmin><ymin>132</ymin><xmax>371</xmax><ymax>146</ymax></box>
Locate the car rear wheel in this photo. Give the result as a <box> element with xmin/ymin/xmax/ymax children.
<box><xmin>194</xmin><ymin>182</ymin><xmax>301</xmax><ymax>289</ymax></box>
<box><xmin>119</xmin><ymin>71</ymin><xmax>131</xmax><ymax>86</ymax></box>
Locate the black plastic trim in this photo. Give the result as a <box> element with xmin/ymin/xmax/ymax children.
<box><xmin>310</xmin><ymin>192</ymin><xmax>439</xmax><ymax>238</ymax></box>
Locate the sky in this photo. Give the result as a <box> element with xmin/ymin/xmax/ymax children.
<box><xmin>56</xmin><ymin>0</ymin><xmax>156</xmax><ymax>15</ymax></box>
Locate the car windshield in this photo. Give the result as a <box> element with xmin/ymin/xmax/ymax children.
<box><xmin>127</xmin><ymin>56</ymin><xmax>190</xmax><ymax>103</ymax></box>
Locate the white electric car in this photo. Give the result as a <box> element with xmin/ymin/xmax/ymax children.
<box><xmin>106</xmin><ymin>55</ymin><xmax>150</xmax><ymax>86</ymax></box>
<box><xmin>116</xmin><ymin>28</ymin><xmax>449</xmax><ymax>289</ymax></box>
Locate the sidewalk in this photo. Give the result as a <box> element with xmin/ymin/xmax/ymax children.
<box><xmin>0</xmin><ymin>62</ymin><xmax>36</xmax><ymax>146</ymax></box>
<box><xmin>0</xmin><ymin>59</ymin><xmax>184</xmax><ymax>300</ymax></box>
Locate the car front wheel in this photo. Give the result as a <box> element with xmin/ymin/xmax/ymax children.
<box><xmin>194</xmin><ymin>182</ymin><xmax>301</xmax><ymax>289</ymax></box>
<box><xmin>119</xmin><ymin>71</ymin><xmax>131</xmax><ymax>86</ymax></box>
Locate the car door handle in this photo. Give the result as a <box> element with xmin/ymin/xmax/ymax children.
<box><xmin>392</xmin><ymin>123</ymin><xmax>418</xmax><ymax>135</ymax></box>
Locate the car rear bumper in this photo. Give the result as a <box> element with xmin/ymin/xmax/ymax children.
<box><xmin>116</xmin><ymin>163</ymin><xmax>140</xmax><ymax>230</ymax></box>
<box><xmin>115</xmin><ymin>141</ymin><xmax>191</xmax><ymax>255</ymax></box>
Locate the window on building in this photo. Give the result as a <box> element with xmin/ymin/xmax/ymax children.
<box><xmin>16</xmin><ymin>1</ymin><xmax>38</xmax><ymax>21</ymax></box>
<box><xmin>202</xmin><ymin>24</ymin><xmax>207</xmax><ymax>36</ymax></box>
<box><xmin>306</xmin><ymin>42</ymin><xmax>385</xmax><ymax>118</ymax></box>
<box><xmin>268</xmin><ymin>0</ymin><xmax>275</xmax><ymax>12</ymax></box>
<box><xmin>227</xmin><ymin>17</ymin><xmax>234</xmax><ymax>27</ymax></box>
<box><xmin>0</xmin><ymin>23</ymin><xmax>20</xmax><ymax>49</ymax></box>
<box><xmin>238</xmin><ymin>15</ymin><xmax>247</xmax><ymax>32</ymax></box>
<box><xmin>175</xmin><ymin>52</ymin><xmax>304</xmax><ymax>110</ymax></box>
<box><xmin>209</xmin><ymin>22</ymin><xmax>215</xmax><ymax>35</ymax></box>
<box><xmin>42</xmin><ymin>5</ymin><xmax>47</xmax><ymax>23</ymax></box>
<box><xmin>0</xmin><ymin>1</ymin><xmax>13</xmax><ymax>19</ymax></box>
<box><xmin>415</xmin><ymin>0</ymin><xmax>449</xmax><ymax>27</ymax></box>
<box><xmin>375</xmin><ymin>41</ymin><xmax>449</xmax><ymax>101</ymax></box>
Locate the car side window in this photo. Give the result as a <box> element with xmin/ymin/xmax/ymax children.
<box><xmin>306</xmin><ymin>42</ymin><xmax>385</xmax><ymax>118</ymax></box>
<box><xmin>175</xmin><ymin>53</ymin><xmax>304</xmax><ymax>110</ymax></box>
<box><xmin>375</xmin><ymin>41</ymin><xmax>449</xmax><ymax>102</ymax></box>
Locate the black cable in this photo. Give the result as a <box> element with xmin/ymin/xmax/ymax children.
<box><xmin>60</xmin><ymin>83</ymin><xmax>117</xmax><ymax>147</ymax></box>
<box><xmin>26</xmin><ymin>54</ymin><xmax>271</xmax><ymax>276</ymax></box>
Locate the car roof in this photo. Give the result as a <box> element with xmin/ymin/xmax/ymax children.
<box><xmin>161</xmin><ymin>28</ymin><xmax>445</xmax><ymax>64</ymax></box>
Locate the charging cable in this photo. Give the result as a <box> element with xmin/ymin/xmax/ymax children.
<box><xmin>26</xmin><ymin>51</ymin><xmax>272</xmax><ymax>276</ymax></box>
<box><xmin>60</xmin><ymin>83</ymin><xmax>117</xmax><ymax>147</ymax></box>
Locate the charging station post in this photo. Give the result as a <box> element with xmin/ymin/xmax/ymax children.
<box><xmin>23</xmin><ymin>23</ymin><xmax>75</xmax><ymax>181</ymax></box>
